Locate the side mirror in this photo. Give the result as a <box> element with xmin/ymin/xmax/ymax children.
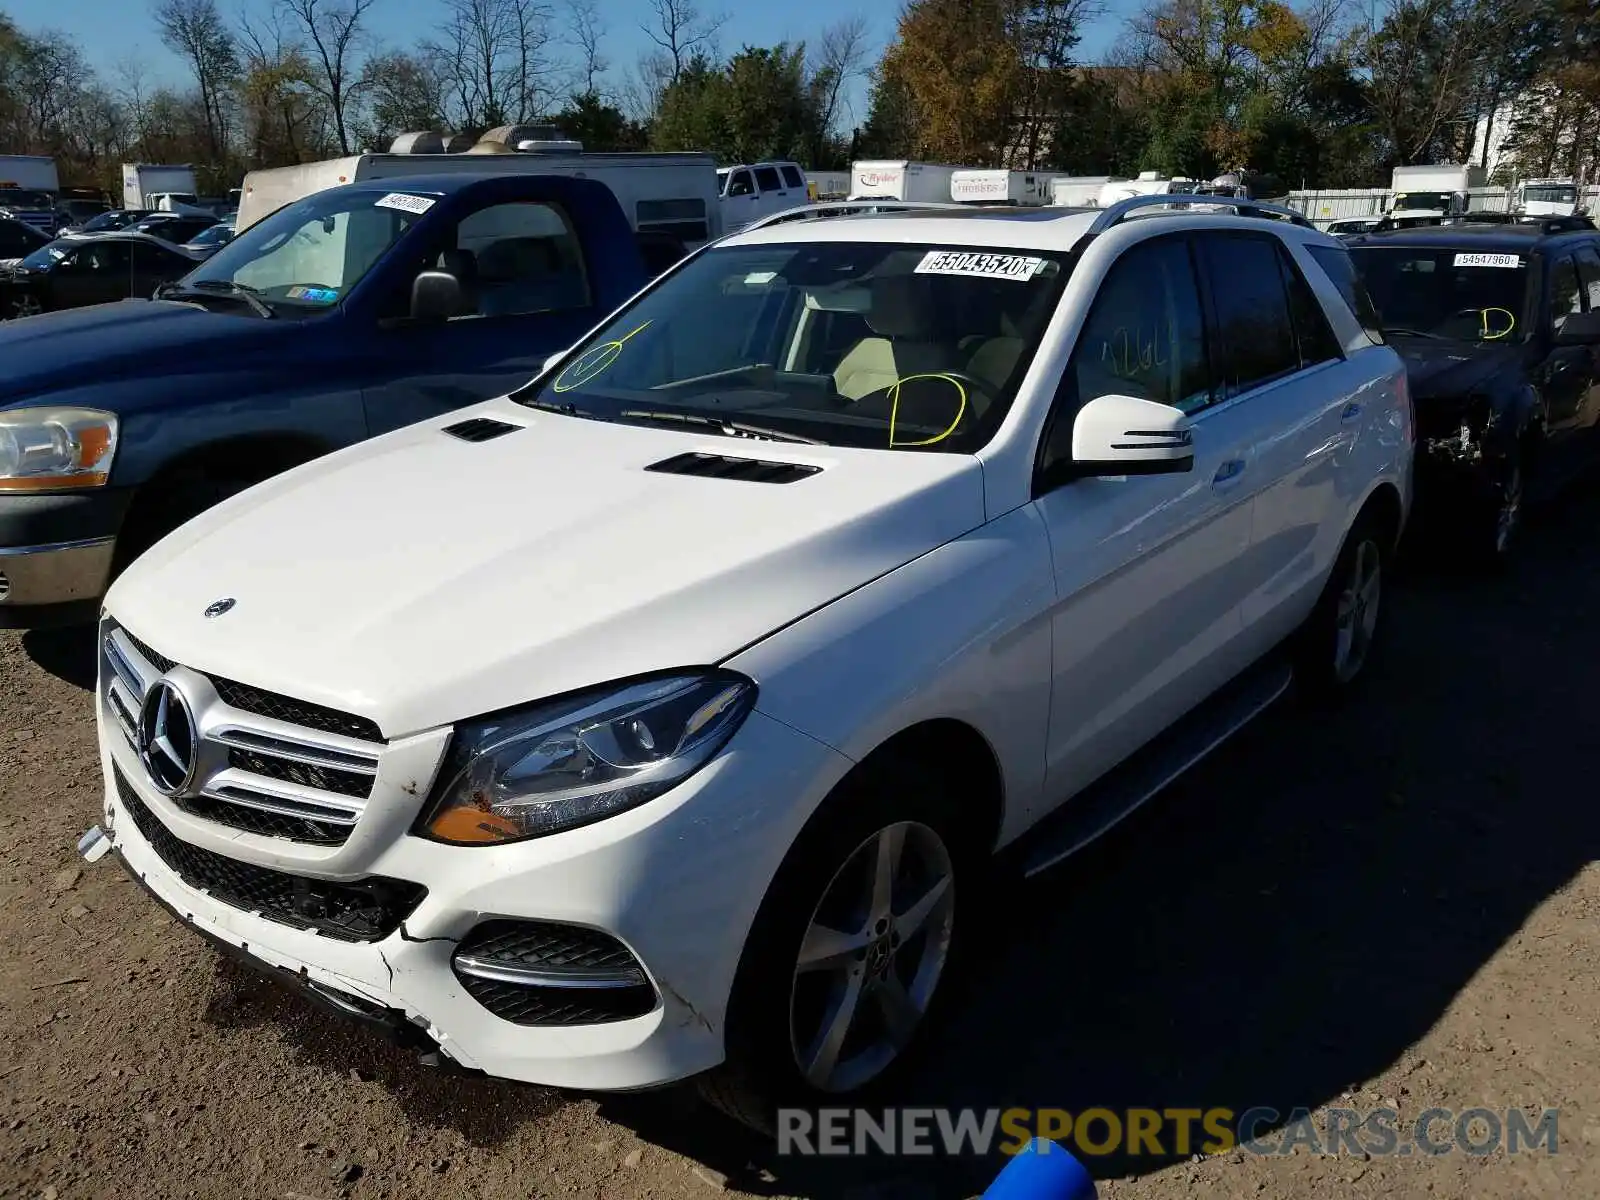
<box><xmin>1556</xmin><ymin>309</ymin><xmax>1600</xmax><ymax>347</ymax></box>
<box><xmin>410</xmin><ymin>269</ymin><xmax>462</xmax><ymax>321</ymax></box>
<box><xmin>1072</xmin><ymin>393</ymin><xmax>1195</xmax><ymax>476</ymax></box>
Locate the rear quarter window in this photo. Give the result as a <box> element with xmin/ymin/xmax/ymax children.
<box><xmin>1307</xmin><ymin>243</ymin><xmax>1385</xmax><ymax>343</ymax></box>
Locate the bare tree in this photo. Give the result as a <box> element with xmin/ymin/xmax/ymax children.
<box><xmin>425</xmin><ymin>0</ymin><xmax>559</xmax><ymax>129</ymax></box>
<box><xmin>152</xmin><ymin>0</ymin><xmax>238</xmax><ymax>159</ymax></box>
<box><xmin>278</xmin><ymin>0</ymin><xmax>376</xmax><ymax>154</ymax></box>
<box><xmin>812</xmin><ymin>15</ymin><xmax>871</xmax><ymax>135</ymax></box>
<box><xmin>567</xmin><ymin>0</ymin><xmax>607</xmax><ymax>96</ymax></box>
<box><xmin>641</xmin><ymin>0</ymin><xmax>723</xmax><ymax>86</ymax></box>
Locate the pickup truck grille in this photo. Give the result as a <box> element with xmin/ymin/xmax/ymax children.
<box><xmin>100</xmin><ymin>621</ymin><xmax>384</xmax><ymax>847</ymax></box>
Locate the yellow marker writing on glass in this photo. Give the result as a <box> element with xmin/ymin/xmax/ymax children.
<box><xmin>1479</xmin><ymin>307</ymin><xmax>1516</xmax><ymax>340</ymax></box>
<box><xmin>888</xmin><ymin>373</ymin><xmax>968</xmax><ymax>447</ymax></box>
<box><xmin>552</xmin><ymin>320</ymin><xmax>654</xmax><ymax>393</ymax></box>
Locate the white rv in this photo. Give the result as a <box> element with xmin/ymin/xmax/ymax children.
<box><xmin>237</xmin><ymin>134</ymin><xmax>724</xmax><ymax>248</ymax></box>
<box><xmin>1095</xmin><ymin>171</ymin><xmax>1200</xmax><ymax>207</ymax></box>
<box><xmin>949</xmin><ymin>169</ymin><xmax>1056</xmax><ymax>206</ymax></box>
<box><xmin>849</xmin><ymin>160</ymin><xmax>966</xmax><ymax>203</ymax></box>
<box><xmin>1049</xmin><ymin>175</ymin><xmax>1126</xmax><ymax>207</ymax></box>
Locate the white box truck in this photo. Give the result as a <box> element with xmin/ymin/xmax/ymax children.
<box><xmin>949</xmin><ymin>169</ymin><xmax>1056</xmax><ymax>206</ymax></box>
<box><xmin>122</xmin><ymin>164</ymin><xmax>200</xmax><ymax>210</ymax></box>
<box><xmin>805</xmin><ymin>170</ymin><xmax>850</xmax><ymax>200</ymax></box>
<box><xmin>1517</xmin><ymin>178</ymin><xmax>1581</xmax><ymax>217</ymax></box>
<box><xmin>1388</xmin><ymin>163</ymin><xmax>1487</xmax><ymax>218</ymax></box>
<box><xmin>0</xmin><ymin>155</ymin><xmax>62</xmax><ymax>235</ymax></box>
<box><xmin>849</xmin><ymin>160</ymin><xmax>966</xmax><ymax>202</ymax></box>
<box><xmin>237</xmin><ymin>139</ymin><xmax>725</xmax><ymax>248</ymax></box>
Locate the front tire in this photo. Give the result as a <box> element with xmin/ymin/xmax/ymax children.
<box><xmin>699</xmin><ymin>755</ymin><xmax>970</xmax><ymax>1134</ymax></box>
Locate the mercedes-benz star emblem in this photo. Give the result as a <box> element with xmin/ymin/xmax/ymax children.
<box><xmin>137</xmin><ymin>680</ymin><xmax>199</xmax><ymax>797</ymax></box>
<box><xmin>204</xmin><ymin>598</ymin><xmax>236</xmax><ymax>618</ymax></box>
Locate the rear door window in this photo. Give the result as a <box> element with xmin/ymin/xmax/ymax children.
<box><xmin>1278</xmin><ymin>247</ymin><xmax>1342</xmax><ymax>367</ymax></box>
<box><xmin>448</xmin><ymin>201</ymin><xmax>591</xmax><ymax>318</ymax></box>
<box><xmin>1307</xmin><ymin>243</ymin><xmax>1384</xmax><ymax>342</ymax></box>
<box><xmin>780</xmin><ymin>165</ymin><xmax>805</xmax><ymax>190</ymax></box>
<box><xmin>1195</xmin><ymin>233</ymin><xmax>1300</xmax><ymax>398</ymax></box>
<box><xmin>754</xmin><ymin>166</ymin><xmax>783</xmax><ymax>194</ymax></box>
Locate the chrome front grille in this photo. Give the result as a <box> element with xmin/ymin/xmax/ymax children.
<box><xmin>101</xmin><ymin>620</ymin><xmax>385</xmax><ymax>846</ymax></box>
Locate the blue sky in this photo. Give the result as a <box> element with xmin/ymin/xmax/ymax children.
<box><xmin>5</xmin><ymin>0</ymin><xmax>1132</xmax><ymax>128</ymax></box>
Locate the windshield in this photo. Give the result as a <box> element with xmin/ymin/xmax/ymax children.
<box><xmin>1349</xmin><ymin>246</ymin><xmax>1530</xmax><ymax>342</ymax></box>
<box><xmin>19</xmin><ymin>240</ymin><xmax>70</xmax><ymax>270</ymax></box>
<box><xmin>0</xmin><ymin>189</ymin><xmax>53</xmax><ymax>210</ymax></box>
<box><xmin>1523</xmin><ymin>184</ymin><xmax>1577</xmax><ymax>204</ymax></box>
<box><xmin>516</xmin><ymin>241</ymin><xmax>1071</xmax><ymax>451</ymax></box>
<box><xmin>1393</xmin><ymin>192</ymin><xmax>1453</xmax><ymax>212</ymax></box>
<box><xmin>182</xmin><ymin>188</ymin><xmax>428</xmax><ymax>314</ymax></box>
<box><xmin>187</xmin><ymin>224</ymin><xmax>234</xmax><ymax>246</ymax></box>
<box><xmin>80</xmin><ymin>211</ymin><xmax>136</xmax><ymax>232</ymax></box>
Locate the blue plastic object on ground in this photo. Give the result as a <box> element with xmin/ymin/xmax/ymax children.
<box><xmin>981</xmin><ymin>1137</ymin><xmax>1097</xmax><ymax>1200</ymax></box>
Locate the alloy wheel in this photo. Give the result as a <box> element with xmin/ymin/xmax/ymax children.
<box><xmin>788</xmin><ymin>820</ymin><xmax>955</xmax><ymax>1093</ymax></box>
<box><xmin>1332</xmin><ymin>539</ymin><xmax>1382</xmax><ymax>683</ymax></box>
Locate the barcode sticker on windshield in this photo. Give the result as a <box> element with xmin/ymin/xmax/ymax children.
<box><xmin>374</xmin><ymin>192</ymin><xmax>436</xmax><ymax>214</ymax></box>
<box><xmin>914</xmin><ymin>250</ymin><xmax>1045</xmax><ymax>281</ymax></box>
<box><xmin>1454</xmin><ymin>252</ymin><xmax>1522</xmax><ymax>268</ymax></box>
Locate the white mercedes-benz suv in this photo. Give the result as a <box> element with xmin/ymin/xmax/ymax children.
<box><xmin>83</xmin><ymin>195</ymin><xmax>1412</xmax><ymax>1132</ymax></box>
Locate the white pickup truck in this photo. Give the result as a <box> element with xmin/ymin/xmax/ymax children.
<box><xmin>85</xmin><ymin>194</ymin><xmax>1411</xmax><ymax>1137</ymax></box>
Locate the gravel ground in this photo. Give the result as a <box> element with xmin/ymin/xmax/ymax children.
<box><xmin>4</xmin><ymin>491</ymin><xmax>1600</xmax><ymax>1200</ymax></box>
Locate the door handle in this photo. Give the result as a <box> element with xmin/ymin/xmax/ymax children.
<box><xmin>1341</xmin><ymin>401</ymin><xmax>1363</xmax><ymax>423</ymax></box>
<box><xmin>1212</xmin><ymin>458</ymin><xmax>1246</xmax><ymax>489</ymax></box>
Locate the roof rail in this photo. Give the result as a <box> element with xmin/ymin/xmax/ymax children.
<box><xmin>1083</xmin><ymin>192</ymin><xmax>1315</xmax><ymax>236</ymax></box>
<box><xmin>739</xmin><ymin>200</ymin><xmax>975</xmax><ymax>233</ymax></box>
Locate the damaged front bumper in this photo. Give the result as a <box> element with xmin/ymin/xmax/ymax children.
<box><xmin>89</xmin><ymin>704</ymin><xmax>850</xmax><ymax>1092</ymax></box>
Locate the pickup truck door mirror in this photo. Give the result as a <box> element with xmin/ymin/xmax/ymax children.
<box><xmin>410</xmin><ymin>269</ymin><xmax>463</xmax><ymax>322</ymax></box>
<box><xmin>1555</xmin><ymin>309</ymin><xmax>1600</xmax><ymax>346</ymax></box>
<box><xmin>1072</xmin><ymin>393</ymin><xmax>1195</xmax><ymax>476</ymax></box>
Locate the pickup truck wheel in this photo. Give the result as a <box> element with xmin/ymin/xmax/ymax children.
<box><xmin>1294</xmin><ymin>511</ymin><xmax>1388</xmax><ymax>699</ymax></box>
<box><xmin>698</xmin><ymin>756</ymin><xmax>970</xmax><ymax>1135</ymax></box>
<box><xmin>111</xmin><ymin>474</ymin><xmax>251</xmax><ymax>579</ymax></box>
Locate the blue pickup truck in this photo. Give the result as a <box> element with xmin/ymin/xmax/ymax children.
<box><xmin>0</xmin><ymin>171</ymin><xmax>684</xmax><ymax>627</ymax></box>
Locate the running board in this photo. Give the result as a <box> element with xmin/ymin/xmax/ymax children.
<box><xmin>1019</xmin><ymin>657</ymin><xmax>1293</xmax><ymax>879</ymax></box>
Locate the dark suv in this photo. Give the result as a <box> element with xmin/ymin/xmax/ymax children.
<box><xmin>1339</xmin><ymin>216</ymin><xmax>1600</xmax><ymax>564</ymax></box>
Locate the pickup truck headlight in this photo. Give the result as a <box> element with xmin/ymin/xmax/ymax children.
<box><xmin>0</xmin><ymin>408</ymin><xmax>119</xmax><ymax>491</ymax></box>
<box><xmin>421</xmin><ymin>670</ymin><xmax>757</xmax><ymax>845</ymax></box>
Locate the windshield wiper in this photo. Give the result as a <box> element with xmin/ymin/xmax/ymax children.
<box><xmin>619</xmin><ymin>409</ymin><xmax>824</xmax><ymax>444</ymax></box>
<box><xmin>520</xmin><ymin>398</ymin><xmax>614</xmax><ymax>422</ymax></box>
<box><xmin>1381</xmin><ymin>326</ymin><xmax>1447</xmax><ymax>340</ymax></box>
<box><xmin>176</xmin><ymin>278</ymin><xmax>276</xmax><ymax>319</ymax></box>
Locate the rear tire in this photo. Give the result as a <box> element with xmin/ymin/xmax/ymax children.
<box><xmin>698</xmin><ymin>754</ymin><xmax>975</xmax><ymax>1135</ymax></box>
<box><xmin>1293</xmin><ymin>508</ymin><xmax>1389</xmax><ymax>700</ymax></box>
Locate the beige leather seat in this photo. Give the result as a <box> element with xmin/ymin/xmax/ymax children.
<box><xmin>833</xmin><ymin>275</ymin><xmax>956</xmax><ymax>400</ymax></box>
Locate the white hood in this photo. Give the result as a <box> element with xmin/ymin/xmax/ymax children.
<box><xmin>108</xmin><ymin>401</ymin><xmax>987</xmax><ymax>737</ymax></box>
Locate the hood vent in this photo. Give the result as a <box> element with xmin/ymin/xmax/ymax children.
<box><xmin>644</xmin><ymin>451</ymin><xmax>821</xmax><ymax>484</ymax></box>
<box><xmin>443</xmin><ymin>417</ymin><xmax>521</xmax><ymax>443</ymax></box>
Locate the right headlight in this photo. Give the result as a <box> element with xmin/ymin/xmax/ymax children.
<box><xmin>420</xmin><ymin>670</ymin><xmax>757</xmax><ymax>845</ymax></box>
<box><xmin>0</xmin><ymin>407</ymin><xmax>119</xmax><ymax>491</ymax></box>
